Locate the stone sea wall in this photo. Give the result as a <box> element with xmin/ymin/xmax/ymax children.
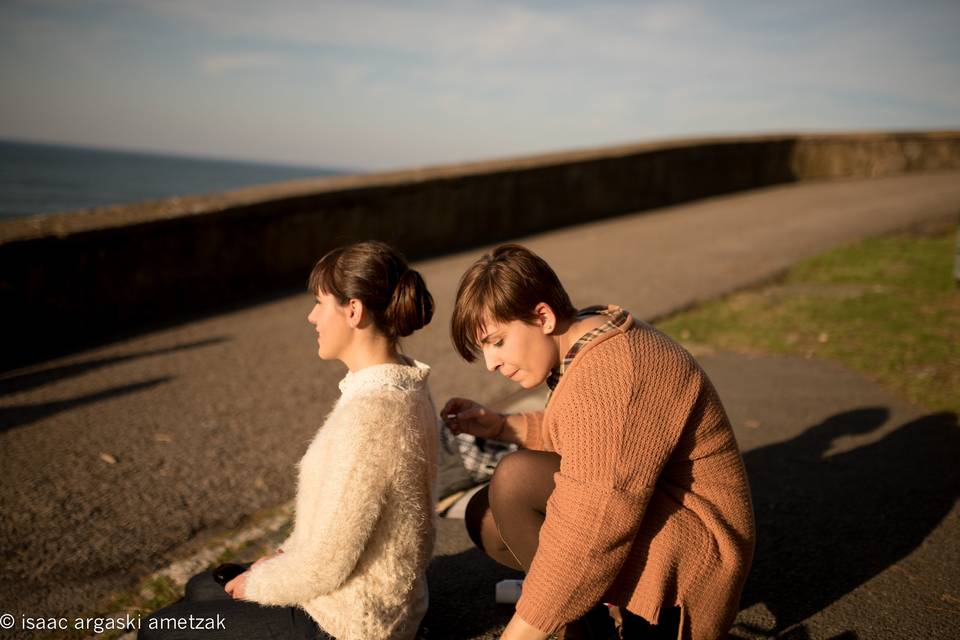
<box><xmin>2</xmin><ymin>131</ymin><xmax>958</xmax><ymax>367</ymax></box>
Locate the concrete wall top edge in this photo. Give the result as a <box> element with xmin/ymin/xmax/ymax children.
<box><xmin>2</xmin><ymin>129</ymin><xmax>958</xmax><ymax>244</ymax></box>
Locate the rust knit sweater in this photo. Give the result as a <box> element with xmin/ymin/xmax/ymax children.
<box><xmin>514</xmin><ymin>309</ymin><xmax>754</xmax><ymax>639</ymax></box>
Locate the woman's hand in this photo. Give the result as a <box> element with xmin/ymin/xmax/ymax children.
<box><xmin>224</xmin><ymin>572</ymin><xmax>247</xmax><ymax>600</ymax></box>
<box><xmin>441</xmin><ymin>397</ymin><xmax>506</xmax><ymax>440</ymax></box>
<box><xmin>499</xmin><ymin>613</ymin><xmax>549</xmax><ymax>640</ymax></box>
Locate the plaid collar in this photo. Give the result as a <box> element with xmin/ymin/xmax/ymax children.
<box><xmin>545</xmin><ymin>305</ymin><xmax>630</xmax><ymax>391</ymax></box>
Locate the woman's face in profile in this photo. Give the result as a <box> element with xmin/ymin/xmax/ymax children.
<box><xmin>477</xmin><ymin>317</ymin><xmax>556</xmax><ymax>389</ymax></box>
<box><xmin>307</xmin><ymin>291</ymin><xmax>352</xmax><ymax>360</ymax></box>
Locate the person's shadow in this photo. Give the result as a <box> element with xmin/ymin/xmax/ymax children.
<box><xmin>424</xmin><ymin>408</ymin><xmax>960</xmax><ymax>639</ymax></box>
<box><xmin>423</xmin><ymin>529</ymin><xmax>522</xmax><ymax>639</ymax></box>
<box><xmin>736</xmin><ymin>408</ymin><xmax>960</xmax><ymax>637</ymax></box>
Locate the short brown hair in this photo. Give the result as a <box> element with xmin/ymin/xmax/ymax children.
<box><xmin>308</xmin><ymin>241</ymin><xmax>434</xmax><ymax>340</ymax></box>
<box><xmin>451</xmin><ymin>244</ymin><xmax>577</xmax><ymax>361</ymax></box>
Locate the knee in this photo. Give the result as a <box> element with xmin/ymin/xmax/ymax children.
<box><xmin>190</xmin><ymin>571</ymin><xmax>230</xmax><ymax>604</ymax></box>
<box><xmin>184</xmin><ymin>571</ymin><xmax>213</xmax><ymax>599</ymax></box>
<box><xmin>488</xmin><ymin>449</ymin><xmax>537</xmax><ymax>508</ymax></box>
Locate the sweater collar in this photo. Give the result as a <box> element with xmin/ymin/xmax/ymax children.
<box><xmin>544</xmin><ymin>305</ymin><xmax>635</xmax><ymax>406</ymax></box>
<box><xmin>338</xmin><ymin>356</ymin><xmax>430</xmax><ymax>397</ymax></box>
<box><xmin>546</xmin><ymin>305</ymin><xmax>631</xmax><ymax>391</ymax></box>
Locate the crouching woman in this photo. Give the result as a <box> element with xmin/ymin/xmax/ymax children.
<box><xmin>141</xmin><ymin>241</ymin><xmax>439</xmax><ymax>640</ymax></box>
<box><xmin>442</xmin><ymin>244</ymin><xmax>755</xmax><ymax>640</ymax></box>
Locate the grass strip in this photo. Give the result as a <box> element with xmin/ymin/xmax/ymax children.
<box><xmin>657</xmin><ymin>227</ymin><xmax>960</xmax><ymax>415</ymax></box>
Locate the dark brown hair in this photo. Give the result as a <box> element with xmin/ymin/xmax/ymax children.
<box><xmin>451</xmin><ymin>243</ymin><xmax>577</xmax><ymax>361</ymax></box>
<box><xmin>308</xmin><ymin>241</ymin><xmax>433</xmax><ymax>340</ymax></box>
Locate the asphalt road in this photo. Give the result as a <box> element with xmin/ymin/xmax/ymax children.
<box><xmin>2</xmin><ymin>171</ymin><xmax>959</xmax><ymax>637</ymax></box>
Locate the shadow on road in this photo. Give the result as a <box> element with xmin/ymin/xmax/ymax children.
<box><xmin>424</xmin><ymin>547</ymin><xmax>522</xmax><ymax>639</ymax></box>
<box><xmin>424</xmin><ymin>408</ymin><xmax>960</xmax><ymax>639</ymax></box>
<box><xmin>736</xmin><ymin>408</ymin><xmax>960</xmax><ymax>637</ymax></box>
<box><xmin>0</xmin><ymin>376</ymin><xmax>173</xmax><ymax>432</ymax></box>
<box><xmin>0</xmin><ymin>336</ymin><xmax>228</xmax><ymax>395</ymax></box>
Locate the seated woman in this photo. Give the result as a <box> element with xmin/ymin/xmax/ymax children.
<box><xmin>441</xmin><ymin>244</ymin><xmax>755</xmax><ymax>640</ymax></box>
<box><xmin>141</xmin><ymin>241</ymin><xmax>439</xmax><ymax>640</ymax></box>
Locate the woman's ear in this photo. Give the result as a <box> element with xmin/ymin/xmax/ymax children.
<box><xmin>534</xmin><ymin>302</ymin><xmax>558</xmax><ymax>334</ymax></box>
<box><xmin>346</xmin><ymin>298</ymin><xmax>364</xmax><ymax>328</ymax></box>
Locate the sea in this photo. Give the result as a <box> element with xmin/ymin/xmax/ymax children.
<box><xmin>0</xmin><ymin>139</ymin><xmax>348</xmax><ymax>220</ymax></box>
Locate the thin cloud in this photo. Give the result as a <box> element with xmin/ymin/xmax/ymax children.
<box><xmin>199</xmin><ymin>52</ymin><xmax>286</xmax><ymax>74</ymax></box>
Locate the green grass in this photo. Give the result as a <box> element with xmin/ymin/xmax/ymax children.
<box><xmin>656</xmin><ymin>227</ymin><xmax>960</xmax><ymax>415</ymax></box>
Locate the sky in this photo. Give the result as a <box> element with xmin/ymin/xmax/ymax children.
<box><xmin>1</xmin><ymin>0</ymin><xmax>958</xmax><ymax>171</ymax></box>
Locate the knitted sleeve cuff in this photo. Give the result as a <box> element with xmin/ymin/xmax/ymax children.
<box><xmin>514</xmin><ymin>604</ymin><xmax>566</xmax><ymax>635</ymax></box>
<box><xmin>518</xmin><ymin>411</ymin><xmax>545</xmax><ymax>450</ymax></box>
<box><xmin>243</xmin><ymin>553</ymin><xmax>305</xmax><ymax>606</ymax></box>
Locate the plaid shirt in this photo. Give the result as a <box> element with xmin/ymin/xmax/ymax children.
<box><xmin>441</xmin><ymin>428</ymin><xmax>516</xmax><ymax>484</ymax></box>
<box><xmin>545</xmin><ymin>305</ymin><xmax>631</xmax><ymax>395</ymax></box>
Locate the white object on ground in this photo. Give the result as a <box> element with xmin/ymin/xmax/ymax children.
<box><xmin>495</xmin><ymin>579</ymin><xmax>523</xmax><ymax>604</ymax></box>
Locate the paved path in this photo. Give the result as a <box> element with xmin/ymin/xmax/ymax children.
<box><xmin>1</xmin><ymin>171</ymin><xmax>959</xmax><ymax>637</ymax></box>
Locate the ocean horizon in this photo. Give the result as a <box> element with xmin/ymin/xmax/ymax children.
<box><xmin>0</xmin><ymin>139</ymin><xmax>350</xmax><ymax>220</ymax></box>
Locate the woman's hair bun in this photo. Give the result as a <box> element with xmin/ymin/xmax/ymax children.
<box><xmin>308</xmin><ymin>241</ymin><xmax>434</xmax><ymax>340</ymax></box>
<box><xmin>385</xmin><ymin>268</ymin><xmax>434</xmax><ymax>338</ymax></box>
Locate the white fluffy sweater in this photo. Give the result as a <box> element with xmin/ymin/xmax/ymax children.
<box><xmin>244</xmin><ymin>359</ymin><xmax>439</xmax><ymax>640</ymax></box>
